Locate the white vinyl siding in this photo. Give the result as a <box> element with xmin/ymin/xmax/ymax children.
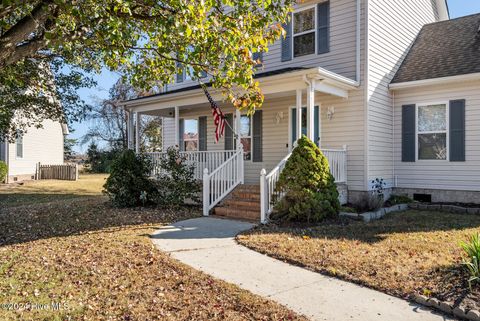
<box><xmin>161</xmin><ymin>89</ymin><xmax>366</xmax><ymax>189</ymax></box>
<box><xmin>7</xmin><ymin>119</ymin><xmax>64</xmax><ymax>176</ymax></box>
<box><xmin>168</xmin><ymin>0</ymin><xmax>361</xmax><ymax>92</ymax></box>
<box><xmin>366</xmin><ymin>0</ymin><xmax>441</xmax><ymax>188</ymax></box>
<box><xmin>393</xmin><ymin>80</ymin><xmax>480</xmax><ymax>191</ymax></box>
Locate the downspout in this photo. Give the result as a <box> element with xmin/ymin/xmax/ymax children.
<box><xmin>356</xmin><ymin>0</ymin><xmax>361</xmax><ymax>83</ymax></box>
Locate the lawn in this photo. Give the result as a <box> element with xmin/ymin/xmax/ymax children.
<box><xmin>237</xmin><ymin>210</ymin><xmax>480</xmax><ymax>312</ymax></box>
<box><xmin>0</xmin><ymin>175</ymin><xmax>305</xmax><ymax>320</ymax></box>
<box><xmin>0</xmin><ymin>173</ymin><xmax>106</xmax><ymax>206</ymax></box>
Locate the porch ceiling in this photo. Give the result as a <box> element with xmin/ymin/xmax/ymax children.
<box><xmin>124</xmin><ymin>67</ymin><xmax>359</xmax><ymax>113</ymax></box>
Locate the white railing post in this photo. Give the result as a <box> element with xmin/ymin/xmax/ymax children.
<box><xmin>260</xmin><ymin>168</ymin><xmax>267</xmax><ymax>224</ymax></box>
<box><xmin>239</xmin><ymin>144</ymin><xmax>244</xmax><ymax>184</ymax></box>
<box><xmin>344</xmin><ymin>145</ymin><xmax>347</xmax><ymax>183</ymax></box>
<box><xmin>203</xmin><ymin>168</ymin><xmax>210</xmax><ymax>216</ymax></box>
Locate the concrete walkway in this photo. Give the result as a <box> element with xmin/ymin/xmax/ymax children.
<box><xmin>151</xmin><ymin>217</ymin><xmax>455</xmax><ymax>321</ymax></box>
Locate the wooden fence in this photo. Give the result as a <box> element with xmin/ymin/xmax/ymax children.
<box><xmin>36</xmin><ymin>163</ymin><xmax>78</xmax><ymax>181</ymax></box>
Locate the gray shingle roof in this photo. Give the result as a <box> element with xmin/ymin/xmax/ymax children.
<box><xmin>391</xmin><ymin>13</ymin><xmax>480</xmax><ymax>84</ymax></box>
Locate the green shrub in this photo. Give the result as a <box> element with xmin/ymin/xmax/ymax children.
<box><xmin>154</xmin><ymin>147</ymin><xmax>200</xmax><ymax>206</ymax></box>
<box><xmin>273</xmin><ymin>136</ymin><xmax>340</xmax><ymax>222</ymax></box>
<box><xmin>460</xmin><ymin>233</ymin><xmax>480</xmax><ymax>289</ymax></box>
<box><xmin>0</xmin><ymin>161</ymin><xmax>7</xmax><ymax>183</ymax></box>
<box><xmin>103</xmin><ymin>149</ymin><xmax>156</xmax><ymax>207</ymax></box>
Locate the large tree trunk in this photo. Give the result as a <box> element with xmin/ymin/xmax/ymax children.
<box><xmin>0</xmin><ymin>1</ymin><xmax>54</xmax><ymax>68</ymax></box>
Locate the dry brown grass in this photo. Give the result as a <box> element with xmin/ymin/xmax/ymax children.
<box><xmin>0</xmin><ymin>175</ymin><xmax>305</xmax><ymax>321</ymax></box>
<box><xmin>0</xmin><ymin>174</ymin><xmax>106</xmax><ymax>206</ymax></box>
<box><xmin>237</xmin><ymin>211</ymin><xmax>480</xmax><ymax>311</ymax></box>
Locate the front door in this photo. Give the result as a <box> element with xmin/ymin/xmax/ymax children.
<box><xmin>291</xmin><ymin>106</ymin><xmax>320</xmax><ymax>149</ymax></box>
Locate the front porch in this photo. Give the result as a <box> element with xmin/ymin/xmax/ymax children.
<box><xmin>124</xmin><ymin>67</ymin><xmax>359</xmax><ymax>221</ymax></box>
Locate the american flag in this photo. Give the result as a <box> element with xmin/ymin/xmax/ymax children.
<box><xmin>203</xmin><ymin>87</ymin><xmax>226</xmax><ymax>143</ymax></box>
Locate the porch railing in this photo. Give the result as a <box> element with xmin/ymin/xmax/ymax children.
<box><xmin>322</xmin><ymin>145</ymin><xmax>348</xmax><ymax>184</ymax></box>
<box><xmin>203</xmin><ymin>148</ymin><xmax>244</xmax><ymax>216</ymax></box>
<box><xmin>146</xmin><ymin>150</ymin><xmax>237</xmax><ymax>180</ymax></box>
<box><xmin>260</xmin><ymin>145</ymin><xmax>347</xmax><ymax>223</ymax></box>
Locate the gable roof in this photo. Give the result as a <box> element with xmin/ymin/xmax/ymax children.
<box><xmin>391</xmin><ymin>13</ymin><xmax>480</xmax><ymax>84</ymax></box>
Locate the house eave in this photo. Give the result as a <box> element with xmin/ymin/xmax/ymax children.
<box><xmin>389</xmin><ymin>73</ymin><xmax>480</xmax><ymax>90</ymax></box>
<box><xmin>122</xmin><ymin>67</ymin><xmax>359</xmax><ymax>111</ymax></box>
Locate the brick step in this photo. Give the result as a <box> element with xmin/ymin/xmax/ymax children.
<box><xmin>221</xmin><ymin>199</ymin><xmax>260</xmax><ymax>211</ymax></box>
<box><xmin>234</xmin><ymin>184</ymin><xmax>260</xmax><ymax>192</ymax></box>
<box><xmin>214</xmin><ymin>206</ymin><xmax>260</xmax><ymax>220</ymax></box>
<box><xmin>229</xmin><ymin>192</ymin><xmax>260</xmax><ymax>201</ymax></box>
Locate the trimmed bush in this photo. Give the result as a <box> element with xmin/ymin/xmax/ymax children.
<box><xmin>103</xmin><ymin>149</ymin><xmax>156</xmax><ymax>207</ymax></box>
<box><xmin>0</xmin><ymin>161</ymin><xmax>7</xmax><ymax>183</ymax></box>
<box><xmin>273</xmin><ymin>136</ymin><xmax>340</xmax><ymax>222</ymax></box>
<box><xmin>154</xmin><ymin>147</ymin><xmax>200</xmax><ymax>206</ymax></box>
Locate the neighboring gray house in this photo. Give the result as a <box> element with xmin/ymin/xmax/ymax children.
<box><xmin>0</xmin><ymin>119</ymin><xmax>67</xmax><ymax>182</ymax></box>
<box><xmin>122</xmin><ymin>0</ymin><xmax>472</xmax><ymax>222</ymax></box>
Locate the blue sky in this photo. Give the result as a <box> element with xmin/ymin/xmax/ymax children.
<box><xmin>69</xmin><ymin>0</ymin><xmax>480</xmax><ymax>153</ymax></box>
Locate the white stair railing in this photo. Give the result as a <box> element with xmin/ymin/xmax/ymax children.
<box><xmin>260</xmin><ymin>145</ymin><xmax>348</xmax><ymax>223</ymax></box>
<box><xmin>260</xmin><ymin>153</ymin><xmax>292</xmax><ymax>223</ymax></box>
<box><xmin>202</xmin><ymin>147</ymin><xmax>244</xmax><ymax>216</ymax></box>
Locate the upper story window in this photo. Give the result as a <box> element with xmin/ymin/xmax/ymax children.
<box><xmin>293</xmin><ymin>7</ymin><xmax>316</xmax><ymax>58</ymax></box>
<box><xmin>183</xmin><ymin>119</ymin><xmax>198</xmax><ymax>151</ymax></box>
<box><xmin>417</xmin><ymin>104</ymin><xmax>447</xmax><ymax>160</ymax></box>
<box><xmin>16</xmin><ymin>131</ymin><xmax>23</xmax><ymax>158</ymax></box>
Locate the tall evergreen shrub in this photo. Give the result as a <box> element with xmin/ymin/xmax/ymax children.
<box><xmin>273</xmin><ymin>136</ymin><xmax>340</xmax><ymax>222</ymax></box>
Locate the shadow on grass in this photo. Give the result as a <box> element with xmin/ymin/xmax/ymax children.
<box><xmin>0</xmin><ymin>196</ymin><xmax>201</xmax><ymax>247</ymax></box>
<box><xmin>256</xmin><ymin>210</ymin><xmax>480</xmax><ymax>244</ymax></box>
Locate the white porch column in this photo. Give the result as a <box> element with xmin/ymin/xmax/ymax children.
<box><xmin>174</xmin><ymin>106</ymin><xmax>179</xmax><ymax>147</ymax></box>
<box><xmin>296</xmin><ymin>89</ymin><xmax>302</xmax><ymax>144</ymax></box>
<box><xmin>127</xmin><ymin>110</ymin><xmax>134</xmax><ymax>149</ymax></box>
<box><xmin>306</xmin><ymin>79</ymin><xmax>316</xmax><ymax>142</ymax></box>
<box><xmin>235</xmin><ymin>108</ymin><xmax>241</xmax><ymax>149</ymax></box>
<box><xmin>135</xmin><ymin>112</ymin><xmax>141</xmax><ymax>153</ymax></box>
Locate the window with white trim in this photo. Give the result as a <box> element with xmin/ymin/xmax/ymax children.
<box><xmin>417</xmin><ymin>104</ymin><xmax>448</xmax><ymax>160</ymax></box>
<box><xmin>16</xmin><ymin>131</ymin><xmax>23</xmax><ymax>158</ymax></box>
<box><xmin>293</xmin><ymin>7</ymin><xmax>316</xmax><ymax>58</ymax></box>
<box><xmin>240</xmin><ymin>115</ymin><xmax>252</xmax><ymax>161</ymax></box>
<box><xmin>183</xmin><ymin>119</ymin><xmax>198</xmax><ymax>151</ymax></box>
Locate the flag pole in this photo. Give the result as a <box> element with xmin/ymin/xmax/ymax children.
<box><xmin>199</xmin><ymin>81</ymin><xmax>239</xmax><ymax>140</ymax></box>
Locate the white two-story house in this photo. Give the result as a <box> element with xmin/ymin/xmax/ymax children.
<box><xmin>122</xmin><ymin>0</ymin><xmax>477</xmax><ymax>221</ymax></box>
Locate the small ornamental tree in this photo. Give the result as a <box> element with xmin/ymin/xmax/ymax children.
<box><xmin>0</xmin><ymin>161</ymin><xmax>7</xmax><ymax>183</ymax></box>
<box><xmin>154</xmin><ymin>147</ymin><xmax>200</xmax><ymax>206</ymax></box>
<box><xmin>103</xmin><ymin>149</ymin><xmax>156</xmax><ymax>207</ymax></box>
<box><xmin>273</xmin><ymin>136</ymin><xmax>340</xmax><ymax>222</ymax></box>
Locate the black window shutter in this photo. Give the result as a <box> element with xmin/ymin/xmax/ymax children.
<box><xmin>317</xmin><ymin>1</ymin><xmax>330</xmax><ymax>54</ymax></box>
<box><xmin>179</xmin><ymin>118</ymin><xmax>185</xmax><ymax>151</ymax></box>
<box><xmin>176</xmin><ymin>60</ymin><xmax>184</xmax><ymax>83</ymax></box>
<box><xmin>449</xmin><ymin>99</ymin><xmax>466</xmax><ymax>162</ymax></box>
<box><xmin>198</xmin><ymin>116</ymin><xmax>207</xmax><ymax>151</ymax></box>
<box><xmin>252</xmin><ymin>52</ymin><xmax>263</xmax><ymax>67</ymax></box>
<box><xmin>224</xmin><ymin>114</ymin><xmax>234</xmax><ymax>150</ymax></box>
<box><xmin>402</xmin><ymin>104</ymin><xmax>416</xmax><ymax>162</ymax></box>
<box><xmin>281</xmin><ymin>13</ymin><xmax>292</xmax><ymax>62</ymax></box>
<box><xmin>252</xmin><ymin>110</ymin><xmax>263</xmax><ymax>162</ymax></box>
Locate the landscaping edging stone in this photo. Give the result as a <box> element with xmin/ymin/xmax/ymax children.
<box><xmin>413</xmin><ymin>295</ymin><xmax>480</xmax><ymax>321</ymax></box>
<box><xmin>339</xmin><ymin>204</ymin><xmax>409</xmax><ymax>222</ymax></box>
<box><xmin>408</xmin><ymin>203</ymin><xmax>480</xmax><ymax>215</ymax></box>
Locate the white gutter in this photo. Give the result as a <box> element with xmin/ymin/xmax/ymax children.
<box><xmin>124</xmin><ymin>67</ymin><xmax>360</xmax><ymax>109</ymax></box>
<box><xmin>389</xmin><ymin>72</ymin><xmax>480</xmax><ymax>90</ymax></box>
